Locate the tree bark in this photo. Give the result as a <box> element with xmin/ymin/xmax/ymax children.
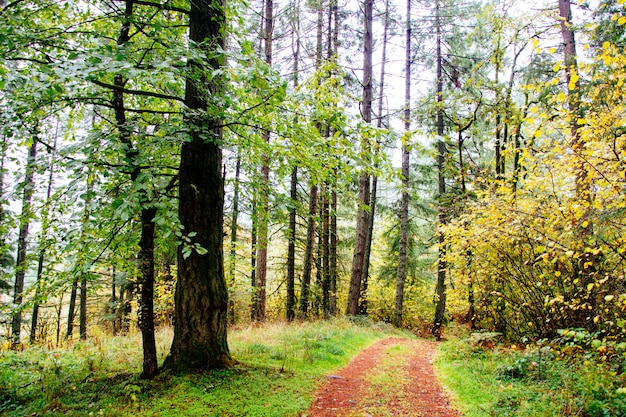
<box><xmin>394</xmin><ymin>0</ymin><xmax>411</xmax><ymax>328</ymax></box>
<box><xmin>163</xmin><ymin>0</ymin><xmax>232</xmax><ymax>373</ymax></box>
<box><xmin>433</xmin><ymin>0</ymin><xmax>447</xmax><ymax>338</ymax></box>
<box><xmin>229</xmin><ymin>153</ymin><xmax>241</xmax><ymax>324</ymax></box>
<box><xmin>347</xmin><ymin>0</ymin><xmax>373</xmax><ymax>316</ymax></box>
<box><xmin>287</xmin><ymin>167</ymin><xmax>297</xmax><ymax>321</ymax></box>
<box><xmin>299</xmin><ymin>185</ymin><xmax>318</xmax><ymax>317</ymax></box>
<box><xmin>11</xmin><ymin>139</ymin><xmax>37</xmax><ymax>346</ymax></box>
<box><xmin>138</xmin><ymin>207</ymin><xmax>158</xmax><ymax>378</ymax></box>
<box><xmin>31</xmin><ymin>131</ymin><xmax>57</xmax><ymax>344</ymax></box>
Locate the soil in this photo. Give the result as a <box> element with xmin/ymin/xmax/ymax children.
<box><xmin>306</xmin><ymin>338</ymin><xmax>460</xmax><ymax>417</ymax></box>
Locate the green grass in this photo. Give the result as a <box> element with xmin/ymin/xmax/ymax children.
<box><xmin>0</xmin><ymin>318</ymin><xmax>407</xmax><ymax>417</ymax></box>
<box><xmin>435</xmin><ymin>337</ymin><xmax>626</xmax><ymax>417</ymax></box>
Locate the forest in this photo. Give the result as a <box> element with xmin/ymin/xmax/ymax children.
<box><xmin>1</xmin><ymin>0</ymin><xmax>626</xmax><ymax>414</ymax></box>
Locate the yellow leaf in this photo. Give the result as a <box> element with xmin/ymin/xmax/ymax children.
<box><xmin>557</xmin><ymin>92</ymin><xmax>566</xmax><ymax>102</ymax></box>
<box><xmin>588</xmin><ymin>283</ymin><xmax>594</xmax><ymax>292</ymax></box>
<box><xmin>549</xmin><ymin>47</ymin><xmax>557</xmax><ymax>54</ymax></box>
<box><xmin>606</xmin><ymin>295</ymin><xmax>615</xmax><ymax>302</ymax></box>
<box><xmin>553</xmin><ymin>61</ymin><xmax>562</xmax><ymax>72</ymax></box>
<box><xmin>555</xmin><ymin>271</ymin><xmax>562</xmax><ymax>277</ymax></box>
<box><xmin>620</xmin><ymin>16</ymin><xmax>626</xmax><ymax>25</ymax></box>
<box><xmin>582</xmin><ymin>220</ymin><xmax>589</xmax><ymax>228</ymax></box>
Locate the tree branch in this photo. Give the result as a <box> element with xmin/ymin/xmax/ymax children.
<box><xmin>88</xmin><ymin>78</ymin><xmax>184</xmax><ymax>103</ymax></box>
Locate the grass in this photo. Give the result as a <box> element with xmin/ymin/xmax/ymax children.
<box><xmin>435</xmin><ymin>335</ymin><xmax>626</xmax><ymax>417</ymax></box>
<box><xmin>0</xmin><ymin>318</ymin><xmax>408</xmax><ymax>417</ymax></box>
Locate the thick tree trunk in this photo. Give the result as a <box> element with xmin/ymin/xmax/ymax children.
<box><xmin>163</xmin><ymin>0</ymin><xmax>232</xmax><ymax>373</ymax></box>
<box><xmin>11</xmin><ymin>139</ymin><xmax>37</xmax><ymax>346</ymax></box>
<box><xmin>347</xmin><ymin>0</ymin><xmax>373</xmax><ymax>316</ymax></box>
<box><xmin>394</xmin><ymin>0</ymin><xmax>411</xmax><ymax>328</ymax></box>
<box><xmin>138</xmin><ymin>207</ymin><xmax>158</xmax><ymax>379</ymax></box>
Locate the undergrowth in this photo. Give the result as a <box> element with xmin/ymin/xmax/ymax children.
<box><xmin>436</xmin><ymin>332</ymin><xmax>626</xmax><ymax>417</ymax></box>
<box><xmin>0</xmin><ymin>317</ymin><xmax>405</xmax><ymax>416</ymax></box>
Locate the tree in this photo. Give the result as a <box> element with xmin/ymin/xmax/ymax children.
<box><xmin>432</xmin><ymin>0</ymin><xmax>447</xmax><ymax>338</ymax></box>
<box><xmin>347</xmin><ymin>0</ymin><xmax>374</xmax><ymax>316</ymax></box>
<box><xmin>163</xmin><ymin>0</ymin><xmax>232</xmax><ymax>372</ymax></box>
<box><xmin>10</xmin><ymin>137</ymin><xmax>37</xmax><ymax>346</ymax></box>
<box><xmin>394</xmin><ymin>0</ymin><xmax>411</xmax><ymax>328</ymax></box>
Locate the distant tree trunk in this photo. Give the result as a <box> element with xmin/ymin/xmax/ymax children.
<box><xmin>329</xmin><ymin>186</ymin><xmax>337</xmax><ymax>315</ymax></box>
<box><xmin>558</xmin><ymin>0</ymin><xmax>585</xmax><ymax>197</ymax></box>
<box><xmin>347</xmin><ymin>0</ymin><xmax>373</xmax><ymax>316</ymax></box>
<box><xmin>286</xmin><ymin>0</ymin><xmax>302</xmax><ymax>323</ymax></box>
<box><xmin>229</xmin><ymin>153</ymin><xmax>241</xmax><ymax>324</ymax></box>
<box><xmin>31</xmin><ymin>132</ymin><xmax>57</xmax><ymax>344</ymax></box>
<box><xmin>394</xmin><ymin>0</ymin><xmax>411</xmax><ymax>328</ymax></box>
<box><xmin>287</xmin><ymin>167</ymin><xmax>297</xmax><ymax>321</ymax></box>
<box><xmin>11</xmin><ymin>139</ymin><xmax>37</xmax><ymax>346</ymax></box>
<box><xmin>250</xmin><ymin>197</ymin><xmax>257</xmax><ymax>320</ymax></box>
<box><xmin>78</xmin><ymin>177</ymin><xmax>94</xmax><ymax>341</ymax></box>
<box><xmin>253</xmin><ymin>0</ymin><xmax>274</xmax><ymax>323</ymax></box>
<box><xmin>321</xmin><ymin>191</ymin><xmax>330</xmax><ymax>318</ymax></box>
<box><xmin>433</xmin><ymin>0</ymin><xmax>448</xmax><ymax>339</ymax></box>
<box><xmin>67</xmin><ymin>280</ymin><xmax>78</xmax><ymax>339</ymax></box>
<box><xmin>299</xmin><ymin>185</ymin><xmax>318</xmax><ymax>317</ymax></box>
<box><xmin>163</xmin><ymin>0</ymin><xmax>232</xmax><ymax>373</ymax></box>
<box><xmin>79</xmin><ymin>278</ymin><xmax>87</xmax><ymax>339</ymax></box>
<box><xmin>329</xmin><ymin>0</ymin><xmax>339</xmax><ymax>317</ymax></box>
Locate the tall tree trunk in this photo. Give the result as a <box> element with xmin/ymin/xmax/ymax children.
<box><xmin>138</xmin><ymin>207</ymin><xmax>157</xmax><ymax>378</ymax></box>
<box><xmin>11</xmin><ymin>139</ymin><xmax>37</xmax><ymax>346</ymax></box>
<box><xmin>229</xmin><ymin>153</ymin><xmax>241</xmax><ymax>324</ymax></box>
<box><xmin>163</xmin><ymin>0</ymin><xmax>232</xmax><ymax>373</ymax></box>
<box><xmin>286</xmin><ymin>0</ymin><xmax>302</xmax><ymax>322</ymax></box>
<box><xmin>79</xmin><ymin>277</ymin><xmax>87</xmax><ymax>339</ymax></box>
<box><xmin>253</xmin><ymin>0</ymin><xmax>275</xmax><ymax>323</ymax></box>
<box><xmin>299</xmin><ymin>185</ymin><xmax>318</xmax><ymax>316</ymax></box>
<box><xmin>347</xmin><ymin>0</ymin><xmax>373</xmax><ymax>316</ymax></box>
<box><xmin>328</xmin><ymin>0</ymin><xmax>339</xmax><ymax>317</ymax></box>
<box><xmin>558</xmin><ymin>0</ymin><xmax>585</xmax><ymax>198</ymax></box>
<box><xmin>433</xmin><ymin>0</ymin><xmax>448</xmax><ymax>339</ymax></box>
<box><xmin>31</xmin><ymin>131</ymin><xmax>57</xmax><ymax>344</ymax></box>
<box><xmin>394</xmin><ymin>0</ymin><xmax>411</xmax><ymax>328</ymax></box>
<box><xmin>321</xmin><ymin>191</ymin><xmax>330</xmax><ymax>318</ymax></box>
<box><xmin>66</xmin><ymin>280</ymin><xmax>78</xmax><ymax>339</ymax></box>
<box><xmin>287</xmin><ymin>167</ymin><xmax>297</xmax><ymax>321</ymax></box>
<box><xmin>250</xmin><ymin>197</ymin><xmax>257</xmax><ymax>320</ymax></box>
<box><xmin>111</xmin><ymin>0</ymin><xmax>159</xmax><ymax>378</ymax></box>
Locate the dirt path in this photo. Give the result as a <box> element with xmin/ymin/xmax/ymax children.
<box><xmin>306</xmin><ymin>338</ymin><xmax>459</xmax><ymax>417</ymax></box>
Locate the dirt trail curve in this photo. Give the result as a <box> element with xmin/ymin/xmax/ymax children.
<box><xmin>306</xmin><ymin>338</ymin><xmax>459</xmax><ymax>417</ymax></box>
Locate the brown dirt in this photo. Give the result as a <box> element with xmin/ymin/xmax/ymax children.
<box><xmin>306</xmin><ymin>338</ymin><xmax>460</xmax><ymax>417</ymax></box>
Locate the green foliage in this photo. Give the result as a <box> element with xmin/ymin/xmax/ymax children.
<box><xmin>437</xmin><ymin>336</ymin><xmax>626</xmax><ymax>417</ymax></box>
